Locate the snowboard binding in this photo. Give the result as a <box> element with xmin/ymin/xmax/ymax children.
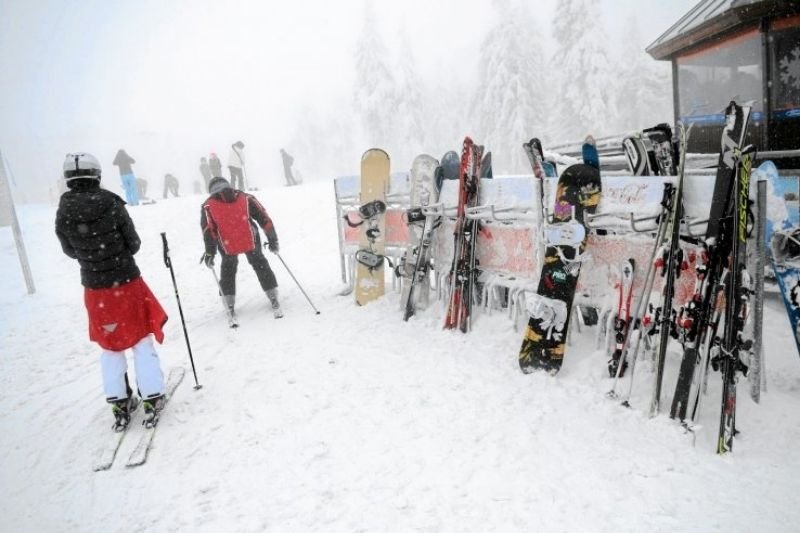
<box><xmin>344</xmin><ymin>200</ymin><xmax>387</xmax><ymax>227</ymax></box>
<box><xmin>355</xmin><ymin>249</ymin><xmax>385</xmax><ymax>271</ymax></box>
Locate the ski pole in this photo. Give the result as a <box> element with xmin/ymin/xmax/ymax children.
<box><xmin>206</xmin><ymin>263</ymin><xmax>238</xmax><ymax>328</ymax></box>
<box><xmin>161</xmin><ymin>232</ymin><xmax>203</xmax><ymax>390</ymax></box>
<box><xmin>275</xmin><ymin>252</ymin><xmax>320</xmax><ymax>314</ymax></box>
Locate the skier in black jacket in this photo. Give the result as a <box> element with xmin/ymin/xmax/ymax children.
<box><xmin>280</xmin><ymin>148</ymin><xmax>298</xmax><ymax>186</ymax></box>
<box><xmin>55</xmin><ymin>153</ymin><xmax>168</xmax><ymax>430</ymax></box>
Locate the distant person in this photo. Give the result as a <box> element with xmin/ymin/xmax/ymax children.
<box><xmin>228</xmin><ymin>141</ymin><xmax>246</xmax><ymax>189</ymax></box>
<box><xmin>163</xmin><ymin>173</ymin><xmax>180</xmax><ymax>198</ymax></box>
<box><xmin>112</xmin><ymin>148</ymin><xmax>139</xmax><ymax>205</ymax></box>
<box><xmin>55</xmin><ymin>152</ymin><xmax>168</xmax><ymax>430</ymax></box>
<box><xmin>199</xmin><ymin>157</ymin><xmax>212</xmax><ymax>189</ymax></box>
<box><xmin>136</xmin><ymin>177</ymin><xmax>154</xmax><ymax>204</ymax></box>
<box><xmin>200</xmin><ymin>176</ymin><xmax>282</xmax><ymax>319</ymax></box>
<box><xmin>280</xmin><ymin>148</ymin><xmax>298</xmax><ymax>186</ymax></box>
<box><xmin>209</xmin><ymin>152</ymin><xmax>223</xmax><ymax>178</ymax></box>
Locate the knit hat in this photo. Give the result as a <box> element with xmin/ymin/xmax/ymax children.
<box><xmin>208</xmin><ymin>176</ymin><xmax>231</xmax><ymax>194</ymax></box>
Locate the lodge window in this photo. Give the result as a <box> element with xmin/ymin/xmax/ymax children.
<box><xmin>677</xmin><ymin>28</ymin><xmax>763</xmax><ymax>120</ymax></box>
<box><xmin>675</xmin><ymin>28</ymin><xmax>763</xmax><ymax>152</ymax></box>
<box><xmin>769</xmin><ymin>15</ymin><xmax>800</xmax><ymax>151</ymax></box>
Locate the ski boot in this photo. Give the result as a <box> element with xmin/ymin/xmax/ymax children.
<box><xmin>110</xmin><ymin>396</ymin><xmax>140</xmax><ymax>432</ymax></box>
<box><xmin>141</xmin><ymin>395</ymin><xmax>165</xmax><ymax>428</ymax></box>
<box><xmin>267</xmin><ymin>288</ymin><xmax>283</xmax><ymax>319</ymax></box>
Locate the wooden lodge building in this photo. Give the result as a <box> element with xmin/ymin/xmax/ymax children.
<box><xmin>647</xmin><ymin>0</ymin><xmax>800</xmax><ymax>169</ymax></box>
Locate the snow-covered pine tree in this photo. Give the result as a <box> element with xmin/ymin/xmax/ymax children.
<box><xmin>613</xmin><ymin>15</ymin><xmax>673</xmax><ymax>132</ymax></box>
<box><xmin>550</xmin><ymin>0</ymin><xmax>618</xmax><ymax>143</ymax></box>
<box><xmin>354</xmin><ymin>1</ymin><xmax>397</xmax><ymax>154</ymax></box>
<box><xmin>471</xmin><ymin>0</ymin><xmax>548</xmax><ymax>174</ymax></box>
<box><xmin>393</xmin><ymin>28</ymin><xmax>427</xmax><ymax>170</ymax></box>
<box><xmin>287</xmin><ymin>98</ymin><xmax>358</xmax><ymax>180</ymax></box>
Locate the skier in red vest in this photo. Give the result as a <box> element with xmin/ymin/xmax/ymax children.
<box><xmin>200</xmin><ymin>176</ymin><xmax>282</xmax><ymax>318</ymax></box>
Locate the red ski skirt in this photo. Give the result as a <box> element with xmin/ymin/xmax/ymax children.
<box><xmin>84</xmin><ymin>277</ymin><xmax>168</xmax><ymax>351</ymax></box>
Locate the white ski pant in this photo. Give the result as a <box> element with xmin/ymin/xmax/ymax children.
<box><xmin>100</xmin><ymin>336</ymin><xmax>165</xmax><ymax>401</ymax></box>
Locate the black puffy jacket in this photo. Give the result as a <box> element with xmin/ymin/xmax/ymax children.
<box><xmin>55</xmin><ymin>183</ymin><xmax>141</xmax><ymax>288</ymax></box>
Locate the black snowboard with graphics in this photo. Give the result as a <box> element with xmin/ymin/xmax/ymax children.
<box><xmin>519</xmin><ymin>162</ymin><xmax>601</xmax><ymax>373</ymax></box>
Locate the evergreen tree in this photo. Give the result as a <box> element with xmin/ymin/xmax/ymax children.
<box><xmin>471</xmin><ymin>1</ymin><xmax>548</xmax><ymax>174</ymax></box>
<box><xmin>394</xmin><ymin>28</ymin><xmax>427</xmax><ymax>170</ymax></box>
<box><xmin>550</xmin><ymin>0</ymin><xmax>618</xmax><ymax>142</ymax></box>
<box><xmin>614</xmin><ymin>15</ymin><xmax>673</xmax><ymax>132</ymax></box>
<box><xmin>353</xmin><ymin>1</ymin><xmax>397</xmax><ymax>152</ymax></box>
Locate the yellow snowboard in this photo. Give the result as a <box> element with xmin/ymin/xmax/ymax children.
<box><xmin>355</xmin><ymin>148</ymin><xmax>390</xmax><ymax>306</ymax></box>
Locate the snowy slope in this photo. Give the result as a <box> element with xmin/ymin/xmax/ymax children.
<box><xmin>1</xmin><ymin>181</ymin><xmax>799</xmax><ymax>532</ymax></box>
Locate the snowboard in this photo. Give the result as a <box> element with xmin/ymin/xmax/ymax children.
<box><xmin>622</xmin><ymin>134</ymin><xmax>652</xmax><ymax>176</ymax></box>
<box><xmin>355</xmin><ymin>148</ymin><xmax>390</xmax><ymax>306</ymax></box>
<box><xmin>519</xmin><ymin>156</ymin><xmax>602</xmax><ymax>374</ymax></box>
<box><xmin>759</xmin><ymin>159</ymin><xmax>800</xmax><ymax>360</ymax></box>
<box><xmin>642</xmin><ymin>123</ymin><xmax>677</xmax><ymax>176</ymax></box>
<box><xmin>771</xmin><ymin>227</ymin><xmax>800</xmax><ymax>359</ymax></box>
<box><xmin>399</xmin><ymin>154</ymin><xmax>440</xmax><ymax>319</ymax></box>
<box><xmin>436</xmin><ymin>150</ymin><xmax>460</xmax><ymax>191</ymax></box>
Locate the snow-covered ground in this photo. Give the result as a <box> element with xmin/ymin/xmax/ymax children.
<box><xmin>1</xmin><ymin>181</ymin><xmax>799</xmax><ymax>532</ymax></box>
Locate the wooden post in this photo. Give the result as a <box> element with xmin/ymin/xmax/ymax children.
<box><xmin>0</xmin><ymin>150</ymin><xmax>36</xmax><ymax>294</ymax></box>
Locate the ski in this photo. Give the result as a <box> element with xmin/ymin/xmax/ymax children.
<box><xmin>607</xmin><ymin>183</ymin><xmax>674</xmax><ymax>403</ymax></box>
<box><xmin>716</xmin><ymin>143</ymin><xmax>756</xmax><ymax>454</ymax></box>
<box><xmin>92</xmin><ymin>398</ymin><xmax>141</xmax><ymax>472</ymax></box>
<box><xmin>444</xmin><ymin>137</ymin><xmax>483</xmax><ymax>333</ymax></box>
<box><xmin>671</xmin><ymin>244</ymin><xmax>708</xmax><ymax>421</ymax></box>
<box><xmin>125</xmin><ymin>367</ymin><xmax>186</xmax><ymax>468</ymax></box>
<box><xmin>649</xmin><ymin>123</ymin><xmax>685</xmax><ymax>417</ymax></box>
<box><xmin>608</xmin><ymin>258</ymin><xmax>635</xmax><ymax>377</ymax></box>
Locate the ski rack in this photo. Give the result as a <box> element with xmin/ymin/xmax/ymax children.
<box><xmin>420</xmin><ymin>202</ymin><xmax>458</xmax><ymax>217</ymax></box>
<box><xmin>680</xmin><ymin>217</ymin><xmax>708</xmax><ymax>238</ymax></box>
<box><xmin>464</xmin><ymin>203</ymin><xmax>534</xmax><ymax>222</ymax></box>
<box><xmin>585</xmin><ymin>211</ymin><xmax>660</xmax><ymax>233</ymax></box>
<box><xmin>583</xmin><ymin>210</ymin><xmax>707</xmax><ymax>237</ymax></box>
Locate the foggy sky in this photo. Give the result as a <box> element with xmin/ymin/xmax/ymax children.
<box><xmin>0</xmin><ymin>0</ymin><xmax>697</xmax><ymax>202</ymax></box>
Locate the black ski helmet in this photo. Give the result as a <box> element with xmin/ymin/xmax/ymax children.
<box><xmin>208</xmin><ymin>176</ymin><xmax>231</xmax><ymax>194</ymax></box>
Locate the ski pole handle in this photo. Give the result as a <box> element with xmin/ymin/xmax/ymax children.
<box><xmin>160</xmin><ymin>232</ymin><xmax>171</xmax><ymax>269</ymax></box>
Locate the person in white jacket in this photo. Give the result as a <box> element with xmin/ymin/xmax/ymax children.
<box><xmin>228</xmin><ymin>141</ymin><xmax>246</xmax><ymax>189</ymax></box>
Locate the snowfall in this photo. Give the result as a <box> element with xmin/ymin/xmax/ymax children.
<box><xmin>1</xmin><ymin>179</ymin><xmax>799</xmax><ymax>532</ymax></box>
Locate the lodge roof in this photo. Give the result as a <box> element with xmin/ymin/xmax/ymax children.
<box><xmin>646</xmin><ymin>0</ymin><xmax>799</xmax><ymax>60</ymax></box>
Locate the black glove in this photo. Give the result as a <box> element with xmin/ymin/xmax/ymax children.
<box><xmin>200</xmin><ymin>252</ymin><xmax>215</xmax><ymax>267</ymax></box>
<box><xmin>267</xmin><ymin>241</ymin><xmax>279</xmax><ymax>254</ymax></box>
